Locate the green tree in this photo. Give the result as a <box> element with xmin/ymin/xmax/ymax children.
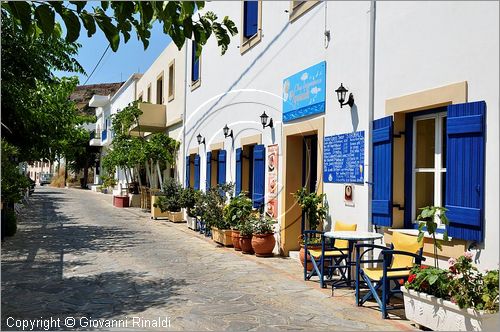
<box><xmin>2</xmin><ymin>1</ymin><xmax>237</xmax><ymax>54</ymax></box>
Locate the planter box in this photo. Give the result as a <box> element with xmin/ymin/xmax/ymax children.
<box><xmin>185</xmin><ymin>211</ymin><xmax>198</xmax><ymax>230</ymax></box>
<box><xmin>113</xmin><ymin>195</ymin><xmax>129</xmax><ymax>208</ymax></box>
<box><xmin>211</xmin><ymin>227</ymin><xmax>233</xmax><ymax>247</ymax></box>
<box><xmin>128</xmin><ymin>193</ymin><xmax>141</xmax><ymax>207</ymax></box>
<box><xmin>151</xmin><ymin>195</ymin><xmax>169</xmax><ymax>220</ymax></box>
<box><xmin>402</xmin><ymin>286</ymin><xmax>499</xmax><ymax>331</ymax></box>
<box><xmin>168</xmin><ymin>210</ymin><xmax>185</xmax><ymax>223</ymax></box>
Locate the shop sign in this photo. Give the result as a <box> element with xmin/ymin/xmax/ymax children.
<box><xmin>266</xmin><ymin>144</ymin><xmax>279</xmax><ymax>218</ymax></box>
<box><xmin>282</xmin><ymin>61</ymin><xmax>326</xmax><ymax>122</ymax></box>
<box><xmin>323</xmin><ymin>131</ymin><xmax>365</xmax><ymax>183</ymax></box>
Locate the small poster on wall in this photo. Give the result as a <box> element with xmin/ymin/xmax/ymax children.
<box><xmin>344</xmin><ymin>184</ymin><xmax>354</xmax><ymax>207</ymax></box>
<box><xmin>266</xmin><ymin>144</ymin><xmax>279</xmax><ymax>219</ymax></box>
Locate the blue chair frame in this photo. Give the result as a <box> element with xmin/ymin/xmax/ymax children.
<box><xmin>355</xmin><ymin>243</ymin><xmax>424</xmax><ymax>318</ymax></box>
<box><xmin>303</xmin><ymin>230</ymin><xmax>350</xmax><ymax>288</ymax></box>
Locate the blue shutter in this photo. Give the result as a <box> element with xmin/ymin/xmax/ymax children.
<box><xmin>235</xmin><ymin>148</ymin><xmax>242</xmax><ymax>195</ymax></box>
<box><xmin>206</xmin><ymin>151</ymin><xmax>212</xmax><ymax>190</ymax></box>
<box><xmin>191</xmin><ymin>41</ymin><xmax>199</xmax><ymax>82</ymax></box>
<box><xmin>446</xmin><ymin>101</ymin><xmax>485</xmax><ymax>242</ymax></box>
<box><xmin>244</xmin><ymin>1</ymin><xmax>258</xmax><ymax>38</ymax></box>
<box><xmin>185</xmin><ymin>156</ymin><xmax>190</xmax><ymax>187</ymax></box>
<box><xmin>194</xmin><ymin>154</ymin><xmax>200</xmax><ymax>190</ymax></box>
<box><xmin>218</xmin><ymin>150</ymin><xmax>226</xmax><ymax>184</ymax></box>
<box><xmin>371</xmin><ymin>116</ymin><xmax>393</xmax><ymax>226</ymax></box>
<box><xmin>252</xmin><ymin>144</ymin><xmax>265</xmax><ymax>208</ymax></box>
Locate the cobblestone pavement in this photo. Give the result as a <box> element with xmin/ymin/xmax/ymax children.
<box><xmin>2</xmin><ymin>187</ymin><xmax>414</xmax><ymax>331</ymax></box>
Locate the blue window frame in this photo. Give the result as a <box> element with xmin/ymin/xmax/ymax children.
<box><xmin>191</xmin><ymin>41</ymin><xmax>200</xmax><ymax>83</ymax></box>
<box><xmin>243</xmin><ymin>1</ymin><xmax>258</xmax><ymax>38</ymax></box>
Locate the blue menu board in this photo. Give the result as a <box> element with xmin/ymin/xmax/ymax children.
<box><xmin>323</xmin><ymin>131</ymin><xmax>365</xmax><ymax>183</ymax></box>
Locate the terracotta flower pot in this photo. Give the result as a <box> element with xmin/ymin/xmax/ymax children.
<box><xmin>239</xmin><ymin>235</ymin><xmax>254</xmax><ymax>254</ymax></box>
<box><xmin>251</xmin><ymin>233</ymin><xmax>276</xmax><ymax>257</ymax></box>
<box><xmin>232</xmin><ymin>230</ymin><xmax>241</xmax><ymax>251</ymax></box>
<box><xmin>299</xmin><ymin>244</ymin><xmax>322</xmax><ymax>272</ymax></box>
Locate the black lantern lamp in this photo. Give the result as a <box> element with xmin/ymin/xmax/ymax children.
<box><xmin>197</xmin><ymin>133</ymin><xmax>205</xmax><ymax>145</ymax></box>
<box><xmin>260</xmin><ymin>111</ymin><xmax>274</xmax><ymax>129</ymax></box>
<box><xmin>223</xmin><ymin>124</ymin><xmax>233</xmax><ymax>139</ymax></box>
<box><xmin>335</xmin><ymin>83</ymin><xmax>354</xmax><ymax>108</ymax></box>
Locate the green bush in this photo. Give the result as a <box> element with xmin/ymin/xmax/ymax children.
<box><xmin>3</xmin><ymin>208</ymin><xmax>17</xmax><ymax>237</ymax></box>
<box><xmin>180</xmin><ymin>187</ymin><xmax>197</xmax><ymax>217</ymax></box>
<box><xmin>223</xmin><ymin>192</ymin><xmax>253</xmax><ymax>230</ymax></box>
<box><xmin>154</xmin><ymin>178</ymin><xmax>182</xmax><ymax>212</ymax></box>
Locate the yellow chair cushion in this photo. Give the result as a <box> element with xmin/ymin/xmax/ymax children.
<box><xmin>363</xmin><ymin>267</ymin><xmax>411</xmax><ymax>281</ymax></box>
<box><xmin>309</xmin><ymin>249</ymin><xmax>347</xmax><ymax>258</ymax></box>
<box><xmin>391</xmin><ymin>231</ymin><xmax>423</xmax><ymax>269</ymax></box>
<box><xmin>334</xmin><ymin>221</ymin><xmax>357</xmax><ymax>249</ymax></box>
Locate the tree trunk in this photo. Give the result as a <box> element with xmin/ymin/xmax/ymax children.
<box><xmin>145</xmin><ymin>161</ymin><xmax>152</xmax><ymax>188</ymax></box>
<box><xmin>156</xmin><ymin>161</ymin><xmax>163</xmax><ymax>191</ymax></box>
<box><xmin>136</xmin><ymin>166</ymin><xmax>142</xmax><ymax>187</ymax></box>
<box><xmin>82</xmin><ymin>159</ymin><xmax>89</xmax><ymax>189</ymax></box>
<box><xmin>64</xmin><ymin>157</ymin><xmax>68</xmax><ymax>187</ymax></box>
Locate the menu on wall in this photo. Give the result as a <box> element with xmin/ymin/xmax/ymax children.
<box><xmin>323</xmin><ymin>131</ymin><xmax>365</xmax><ymax>184</ymax></box>
<box><xmin>266</xmin><ymin>144</ymin><xmax>279</xmax><ymax>219</ymax></box>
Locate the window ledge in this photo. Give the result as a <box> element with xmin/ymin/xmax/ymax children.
<box><xmin>190</xmin><ymin>79</ymin><xmax>201</xmax><ymax>92</ymax></box>
<box><xmin>240</xmin><ymin>31</ymin><xmax>262</xmax><ymax>55</ymax></box>
<box><xmin>289</xmin><ymin>1</ymin><xmax>319</xmax><ymax>23</ymax></box>
<box><xmin>389</xmin><ymin>228</ymin><xmax>451</xmax><ymax>241</ymax></box>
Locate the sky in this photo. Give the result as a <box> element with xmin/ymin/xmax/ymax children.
<box><xmin>56</xmin><ymin>20</ymin><xmax>172</xmax><ymax>85</ymax></box>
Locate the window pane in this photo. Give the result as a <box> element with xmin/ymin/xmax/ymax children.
<box><xmin>415</xmin><ymin>118</ymin><xmax>435</xmax><ymax>168</ymax></box>
<box><xmin>442</xmin><ymin>117</ymin><xmax>447</xmax><ymax>168</ymax></box>
<box><xmin>415</xmin><ymin>172</ymin><xmax>434</xmax><ymax>219</ymax></box>
<box><xmin>441</xmin><ymin>172</ymin><xmax>447</xmax><ymax>207</ymax></box>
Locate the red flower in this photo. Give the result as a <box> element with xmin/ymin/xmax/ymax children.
<box><xmin>420</xmin><ymin>265</ymin><xmax>429</xmax><ymax>270</ymax></box>
<box><xmin>408</xmin><ymin>274</ymin><xmax>416</xmax><ymax>283</ymax></box>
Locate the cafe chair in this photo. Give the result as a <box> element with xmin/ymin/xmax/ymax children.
<box><xmin>355</xmin><ymin>231</ymin><xmax>424</xmax><ymax>318</ymax></box>
<box><xmin>304</xmin><ymin>221</ymin><xmax>357</xmax><ymax>288</ymax></box>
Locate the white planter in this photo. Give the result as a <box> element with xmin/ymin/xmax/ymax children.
<box><xmin>185</xmin><ymin>212</ymin><xmax>198</xmax><ymax>230</ymax></box>
<box><xmin>402</xmin><ymin>286</ymin><xmax>499</xmax><ymax>331</ymax></box>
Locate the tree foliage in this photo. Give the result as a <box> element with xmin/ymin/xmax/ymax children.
<box><xmin>2</xmin><ymin>1</ymin><xmax>238</xmax><ymax>54</ymax></box>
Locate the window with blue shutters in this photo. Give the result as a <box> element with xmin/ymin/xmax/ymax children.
<box><xmin>252</xmin><ymin>144</ymin><xmax>265</xmax><ymax>208</ymax></box>
<box><xmin>235</xmin><ymin>148</ymin><xmax>242</xmax><ymax>195</ymax></box>
<box><xmin>194</xmin><ymin>154</ymin><xmax>200</xmax><ymax>190</ymax></box>
<box><xmin>191</xmin><ymin>40</ymin><xmax>200</xmax><ymax>83</ymax></box>
<box><xmin>218</xmin><ymin>150</ymin><xmax>227</xmax><ymax>184</ymax></box>
<box><xmin>206</xmin><ymin>152</ymin><xmax>212</xmax><ymax>190</ymax></box>
<box><xmin>371</xmin><ymin>116</ymin><xmax>394</xmax><ymax>227</ymax></box>
<box><xmin>243</xmin><ymin>1</ymin><xmax>258</xmax><ymax>38</ymax></box>
<box><xmin>445</xmin><ymin>101</ymin><xmax>485</xmax><ymax>242</ymax></box>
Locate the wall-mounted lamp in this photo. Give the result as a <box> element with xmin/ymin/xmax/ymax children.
<box><xmin>260</xmin><ymin>111</ymin><xmax>274</xmax><ymax>129</ymax></box>
<box><xmin>197</xmin><ymin>133</ymin><xmax>205</xmax><ymax>145</ymax></box>
<box><xmin>335</xmin><ymin>83</ymin><xmax>354</xmax><ymax>108</ymax></box>
<box><xmin>223</xmin><ymin>124</ymin><xmax>233</xmax><ymax>139</ymax></box>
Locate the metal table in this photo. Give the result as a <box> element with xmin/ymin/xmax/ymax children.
<box><xmin>323</xmin><ymin>231</ymin><xmax>383</xmax><ymax>290</ymax></box>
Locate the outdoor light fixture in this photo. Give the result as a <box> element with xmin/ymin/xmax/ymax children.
<box><xmin>335</xmin><ymin>83</ymin><xmax>354</xmax><ymax>108</ymax></box>
<box><xmin>197</xmin><ymin>133</ymin><xmax>205</xmax><ymax>145</ymax></box>
<box><xmin>223</xmin><ymin>124</ymin><xmax>233</xmax><ymax>139</ymax></box>
<box><xmin>260</xmin><ymin>111</ymin><xmax>274</xmax><ymax>129</ymax></box>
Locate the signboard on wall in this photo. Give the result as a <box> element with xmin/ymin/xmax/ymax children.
<box><xmin>266</xmin><ymin>144</ymin><xmax>279</xmax><ymax>219</ymax></box>
<box><xmin>323</xmin><ymin>131</ymin><xmax>365</xmax><ymax>184</ymax></box>
<box><xmin>282</xmin><ymin>61</ymin><xmax>326</xmax><ymax>122</ymax></box>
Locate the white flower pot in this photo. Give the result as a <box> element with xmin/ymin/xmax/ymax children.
<box><xmin>185</xmin><ymin>211</ymin><xmax>198</xmax><ymax>230</ymax></box>
<box><xmin>401</xmin><ymin>286</ymin><xmax>499</xmax><ymax>331</ymax></box>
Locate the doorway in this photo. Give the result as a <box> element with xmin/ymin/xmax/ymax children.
<box><xmin>301</xmin><ymin>134</ymin><xmax>318</xmax><ymax>233</ymax></box>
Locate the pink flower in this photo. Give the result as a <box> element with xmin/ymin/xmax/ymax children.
<box><xmin>464</xmin><ymin>251</ymin><xmax>473</xmax><ymax>260</ymax></box>
<box><xmin>448</xmin><ymin>257</ymin><xmax>457</xmax><ymax>266</ymax></box>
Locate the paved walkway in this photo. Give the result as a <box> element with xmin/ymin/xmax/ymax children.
<box><xmin>1</xmin><ymin>187</ymin><xmax>414</xmax><ymax>331</ymax></box>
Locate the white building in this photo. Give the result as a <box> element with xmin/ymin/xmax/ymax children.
<box><xmin>183</xmin><ymin>1</ymin><xmax>499</xmax><ymax>269</ymax></box>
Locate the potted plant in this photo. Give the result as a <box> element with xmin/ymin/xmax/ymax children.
<box><xmin>402</xmin><ymin>253</ymin><xmax>499</xmax><ymax>331</ymax></box>
<box><xmin>238</xmin><ymin>218</ymin><xmax>254</xmax><ymax>254</ymax></box>
<box><xmin>153</xmin><ymin>178</ymin><xmax>184</xmax><ymax>222</ymax></box>
<box><xmin>192</xmin><ymin>190</ymin><xmax>208</xmax><ymax>235</ymax></box>
<box><xmin>294</xmin><ymin>187</ymin><xmax>327</xmax><ymax>271</ymax></box>
<box><xmin>251</xmin><ymin>214</ymin><xmax>276</xmax><ymax>257</ymax></box>
<box><xmin>416</xmin><ymin>205</ymin><xmax>450</xmax><ymax>268</ymax></box>
<box><xmin>101</xmin><ymin>174</ymin><xmax>117</xmax><ymax>195</ymax></box>
<box><xmin>181</xmin><ymin>186</ymin><xmax>198</xmax><ymax>230</ymax></box>
<box><xmin>224</xmin><ymin>192</ymin><xmax>253</xmax><ymax>251</ymax></box>
<box><xmin>206</xmin><ymin>183</ymin><xmax>234</xmax><ymax>245</ymax></box>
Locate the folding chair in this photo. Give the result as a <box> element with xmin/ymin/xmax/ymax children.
<box><xmin>304</xmin><ymin>221</ymin><xmax>357</xmax><ymax>288</ymax></box>
<box><xmin>355</xmin><ymin>231</ymin><xmax>424</xmax><ymax>318</ymax></box>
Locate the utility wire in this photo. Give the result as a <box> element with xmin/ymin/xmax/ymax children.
<box><xmin>82</xmin><ymin>44</ymin><xmax>111</xmax><ymax>85</ymax></box>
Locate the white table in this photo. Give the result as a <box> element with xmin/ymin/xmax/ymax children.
<box><xmin>323</xmin><ymin>231</ymin><xmax>383</xmax><ymax>289</ymax></box>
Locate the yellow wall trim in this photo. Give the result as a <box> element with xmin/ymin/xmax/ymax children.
<box><xmin>189</xmin><ymin>147</ymin><xmax>199</xmax><ymax>155</ymax></box>
<box><xmin>289</xmin><ymin>1</ymin><xmax>319</xmax><ymax>23</ymax></box>
<box><xmin>241</xmin><ymin>134</ymin><xmax>262</xmax><ymax>146</ymax></box>
<box><xmin>210</xmin><ymin>142</ymin><xmax>224</xmax><ymax>151</ymax></box>
<box><xmin>385</xmin><ymin>81</ymin><xmax>468</xmax><ymax>115</ymax></box>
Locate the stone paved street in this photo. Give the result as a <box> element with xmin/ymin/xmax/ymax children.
<box><xmin>2</xmin><ymin>187</ymin><xmax>414</xmax><ymax>331</ymax></box>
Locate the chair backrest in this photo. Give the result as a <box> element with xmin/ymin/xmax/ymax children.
<box><xmin>391</xmin><ymin>231</ymin><xmax>423</xmax><ymax>269</ymax></box>
<box><xmin>334</xmin><ymin>221</ymin><xmax>357</xmax><ymax>249</ymax></box>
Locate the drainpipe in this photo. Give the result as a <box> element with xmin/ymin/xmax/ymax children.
<box><xmin>182</xmin><ymin>40</ymin><xmax>188</xmax><ymax>188</ymax></box>
<box><xmin>367</xmin><ymin>0</ymin><xmax>376</xmax><ymax>234</ymax></box>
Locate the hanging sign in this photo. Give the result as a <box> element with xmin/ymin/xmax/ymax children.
<box><xmin>323</xmin><ymin>131</ymin><xmax>365</xmax><ymax>184</ymax></box>
<box><xmin>282</xmin><ymin>61</ymin><xmax>326</xmax><ymax>122</ymax></box>
<box><xmin>266</xmin><ymin>144</ymin><xmax>279</xmax><ymax>219</ymax></box>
